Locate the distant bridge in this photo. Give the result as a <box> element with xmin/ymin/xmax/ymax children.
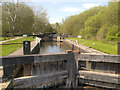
<box><xmin>14</xmin><ymin>32</ymin><xmax>56</xmax><ymax>38</ymax></box>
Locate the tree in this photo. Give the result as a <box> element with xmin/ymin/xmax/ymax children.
<box><xmin>106</xmin><ymin>25</ymin><xmax>118</xmax><ymax>41</ymax></box>
<box><xmin>83</xmin><ymin>7</ymin><xmax>106</xmax><ymax>39</ymax></box>
<box><xmin>44</xmin><ymin>23</ymin><xmax>54</xmax><ymax>33</ymax></box>
<box><xmin>59</xmin><ymin>2</ymin><xmax>119</xmax><ymax>42</ymax></box>
<box><xmin>53</xmin><ymin>22</ymin><xmax>60</xmax><ymax>33</ymax></box>
<box><xmin>15</xmin><ymin>3</ymin><xmax>34</xmax><ymax>34</ymax></box>
<box><xmin>96</xmin><ymin>25</ymin><xmax>108</xmax><ymax>41</ymax></box>
<box><xmin>1</xmin><ymin>1</ymin><xmax>20</xmax><ymax>36</ymax></box>
<box><xmin>59</xmin><ymin>6</ymin><xmax>104</xmax><ymax>35</ymax></box>
<box><xmin>2</xmin><ymin>1</ymin><xmax>34</xmax><ymax>36</ymax></box>
<box><xmin>32</xmin><ymin>6</ymin><xmax>49</xmax><ymax>34</ymax></box>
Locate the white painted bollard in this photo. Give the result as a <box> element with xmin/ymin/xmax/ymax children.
<box><xmin>35</xmin><ymin>37</ymin><xmax>37</xmax><ymax>43</ymax></box>
<box><xmin>76</xmin><ymin>40</ymin><xmax>78</xmax><ymax>44</ymax></box>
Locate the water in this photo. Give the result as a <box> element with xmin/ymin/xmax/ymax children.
<box><xmin>39</xmin><ymin>41</ymin><xmax>72</xmax><ymax>54</ymax></box>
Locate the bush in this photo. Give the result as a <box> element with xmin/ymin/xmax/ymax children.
<box><xmin>106</xmin><ymin>25</ymin><xmax>118</xmax><ymax>41</ymax></box>
<box><xmin>96</xmin><ymin>25</ymin><xmax>108</xmax><ymax>40</ymax></box>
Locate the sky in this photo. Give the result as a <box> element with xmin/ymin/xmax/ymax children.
<box><xmin>26</xmin><ymin>0</ymin><xmax>109</xmax><ymax>24</ymax></box>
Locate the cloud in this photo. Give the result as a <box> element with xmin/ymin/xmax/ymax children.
<box><xmin>83</xmin><ymin>3</ymin><xmax>99</xmax><ymax>9</ymax></box>
<box><xmin>50</xmin><ymin>1</ymin><xmax>58</xmax><ymax>4</ymax></box>
<box><xmin>49</xmin><ymin>17</ymin><xmax>62</xmax><ymax>24</ymax></box>
<box><xmin>61</xmin><ymin>6</ymin><xmax>81</xmax><ymax>13</ymax></box>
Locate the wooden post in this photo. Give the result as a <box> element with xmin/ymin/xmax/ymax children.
<box><xmin>66</xmin><ymin>50</ymin><xmax>78</xmax><ymax>88</ymax></box>
<box><xmin>23</xmin><ymin>41</ymin><xmax>31</xmax><ymax>76</ymax></box>
<box><xmin>0</xmin><ymin>66</ymin><xmax>3</xmax><ymax>83</ymax></box>
<box><xmin>116</xmin><ymin>43</ymin><xmax>120</xmax><ymax>74</ymax></box>
<box><xmin>72</xmin><ymin>44</ymin><xmax>74</xmax><ymax>51</ymax></box>
<box><xmin>118</xmin><ymin>42</ymin><xmax>120</xmax><ymax>55</ymax></box>
<box><xmin>73</xmin><ymin>50</ymin><xmax>79</xmax><ymax>87</ymax></box>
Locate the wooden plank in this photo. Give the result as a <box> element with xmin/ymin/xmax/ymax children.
<box><xmin>14</xmin><ymin>76</ymin><xmax>66</xmax><ymax>88</ymax></box>
<box><xmin>0</xmin><ymin>81</ymin><xmax>12</xmax><ymax>90</ymax></box>
<box><xmin>78</xmin><ymin>53</ymin><xmax>120</xmax><ymax>63</ymax></box>
<box><xmin>0</xmin><ymin>53</ymin><xmax>68</xmax><ymax>66</ymax></box>
<box><xmin>78</xmin><ymin>71</ymin><xmax>120</xmax><ymax>84</ymax></box>
<box><xmin>34</xmin><ymin>53</ymin><xmax>68</xmax><ymax>63</ymax></box>
<box><xmin>78</xmin><ymin>78</ymin><xmax>118</xmax><ymax>89</ymax></box>
<box><xmin>13</xmin><ymin>71</ymin><xmax>67</xmax><ymax>88</ymax></box>
<box><xmin>1</xmin><ymin>55</ymin><xmax>34</xmax><ymax>66</ymax></box>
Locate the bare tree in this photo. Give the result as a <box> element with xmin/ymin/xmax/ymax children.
<box><xmin>0</xmin><ymin>0</ymin><xmax>20</xmax><ymax>36</ymax></box>
<box><xmin>32</xmin><ymin>5</ymin><xmax>49</xmax><ymax>34</ymax></box>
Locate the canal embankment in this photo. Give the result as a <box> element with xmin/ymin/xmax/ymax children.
<box><xmin>2</xmin><ymin>36</ymin><xmax>108</xmax><ymax>56</ymax></box>
<box><xmin>63</xmin><ymin>39</ymin><xmax>108</xmax><ymax>55</ymax></box>
<box><xmin>38</xmin><ymin>37</ymin><xmax>108</xmax><ymax>55</ymax></box>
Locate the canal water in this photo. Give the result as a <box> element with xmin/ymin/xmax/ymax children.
<box><xmin>39</xmin><ymin>41</ymin><xmax>72</xmax><ymax>54</ymax></box>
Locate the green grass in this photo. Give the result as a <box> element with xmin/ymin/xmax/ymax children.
<box><xmin>67</xmin><ymin>37</ymin><xmax>117</xmax><ymax>55</ymax></box>
<box><xmin>0</xmin><ymin>37</ymin><xmax>34</xmax><ymax>56</ymax></box>
<box><xmin>3</xmin><ymin>37</ymin><xmax>34</xmax><ymax>44</ymax></box>
<box><xmin>0</xmin><ymin>37</ymin><xmax>13</xmax><ymax>41</ymax></box>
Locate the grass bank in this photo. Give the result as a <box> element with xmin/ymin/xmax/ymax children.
<box><xmin>67</xmin><ymin>37</ymin><xmax>117</xmax><ymax>55</ymax></box>
<box><xmin>1</xmin><ymin>37</ymin><xmax>34</xmax><ymax>56</ymax></box>
<box><xmin>0</xmin><ymin>37</ymin><xmax>13</xmax><ymax>41</ymax></box>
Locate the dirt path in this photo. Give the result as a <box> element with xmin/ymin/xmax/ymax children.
<box><xmin>0</xmin><ymin>37</ymin><xmax>23</xmax><ymax>44</ymax></box>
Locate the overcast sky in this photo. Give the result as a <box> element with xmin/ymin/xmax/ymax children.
<box><xmin>27</xmin><ymin>0</ymin><xmax>109</xmax><ymax>24</ymax></box>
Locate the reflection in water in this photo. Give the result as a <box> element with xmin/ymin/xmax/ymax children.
<box><xmin>57</xmin><ymin>42</ymin><xmax>60</xmax><ymax>47</ymax></box>
<box><xmin>39</xmin><ymin>41</ymin><xmax>72</xmax><ymax>54</ymax></box>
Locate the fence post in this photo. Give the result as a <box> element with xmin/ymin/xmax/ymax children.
<box><xmin>23</xmin><ymin>41</ymin><xmax>31</xmax><ymax>76</ymax></box>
